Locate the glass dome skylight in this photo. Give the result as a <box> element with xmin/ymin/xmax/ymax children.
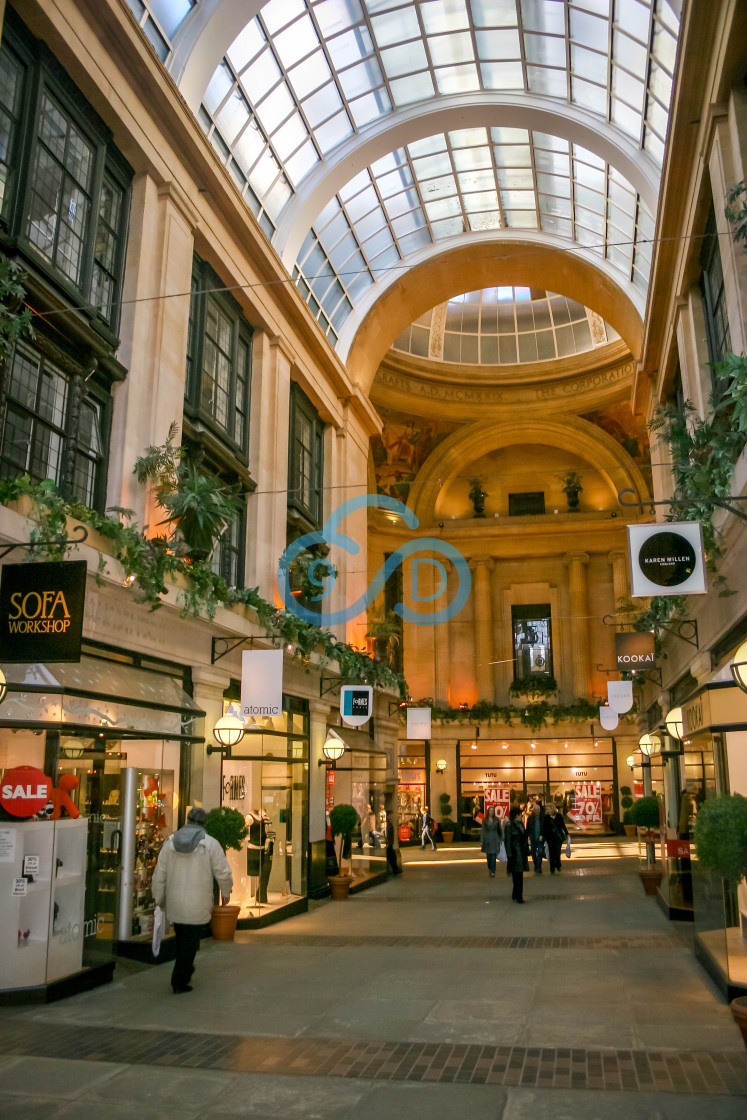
<box><xmin>393</xmin><ymin>287</ymin><xmax>618</xmax><ymax>364</ymax></box>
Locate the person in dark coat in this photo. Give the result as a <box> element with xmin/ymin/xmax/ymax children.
<box><xmin>544</xmin><ymin>803</ymin><xmax>568</xmax><ymax>874</ymax></box>
<box><xmin>504</xmin><ymin>805</ymin><xmax>530</xmax><ymax>903</ymax></box>
<box><xmin>526</xmin><ymin>800</ymin><xmax>546</xmax><ymax>873</ymax></box>
<box><xmin>480</xmin><ymin>805</ymin><xmax>502</xmax><ymax>877</ymax></box>
<box><xmin>385</xmin><ymin>811</ymin><xmax>400</xmax><ymax>875</ymax></box>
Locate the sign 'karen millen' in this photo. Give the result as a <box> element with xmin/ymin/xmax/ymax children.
<box><xmin>0</xmin><ymin>560</ymin><xmax>87</xmax><ymax>662</ymax></box>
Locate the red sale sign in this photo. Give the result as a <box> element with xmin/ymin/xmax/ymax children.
<box><xmin>484</xmin><ymin>787</ymin><xmax>510</xmax><ymax>820</ymax></box>
<box><xmin>568</xmin><ymin>782</ymin><xmax>602</xmax><ymax>829</ymax></box>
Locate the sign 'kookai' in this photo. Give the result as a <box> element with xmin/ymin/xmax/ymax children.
<box><xmin>0</xmin><ymin>561</ymin><xmax>87</xmax><ymax>662</ymax></box>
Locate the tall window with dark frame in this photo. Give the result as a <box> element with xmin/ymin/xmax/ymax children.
<box><xmin>511</xmin><ymin>605</ymin><xmax>553</xmax><ymax>680</ymax></box>
<box><xmin>288</xmin><ymin>383</ymin><xmax>324</xmax><ymax>529</ymax></box>
<box><xmin>699</xmin><ymin>204</ymin><xmax>732</xmax><ymax>370</ymax></box>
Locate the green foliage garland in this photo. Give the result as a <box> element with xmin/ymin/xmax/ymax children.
<box><xmin>694</xmin><ymin>793</ymin><xmax>747</xmax><ymax>883</ymax></box>
<box><xmin>509</xmin><ymin>675</ymin><xmax>558</xmax><ymax>698</ymax></box>
<box><xmin>411</xmin><ymin>697</ymin><xmax>602</xmax><ymax>732</ymax></box>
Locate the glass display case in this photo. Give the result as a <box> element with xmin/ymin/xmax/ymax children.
<box><xmin>118</xmin><ymin>766</ymin><xmax>173</xmax><ymax>942</ymax></box>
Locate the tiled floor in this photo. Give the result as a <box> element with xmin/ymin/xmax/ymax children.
<box><xmin>0</xmin><ymin>841</ymin><xmax>745</xmax><ymax>1119</ymax></box>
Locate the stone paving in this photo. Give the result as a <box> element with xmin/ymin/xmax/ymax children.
<box><xmin>0</xmin><ymin>839</ymin><xmax>745</xmax><ymax>1118</ymax></box>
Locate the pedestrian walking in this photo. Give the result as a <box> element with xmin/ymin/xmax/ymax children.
<box><xmin>504</xmin><ymin>805</ymin><xmax>530</xmax><ymax>903</ymax></box>
<box><xmin>543</xmin><ymin>803</ymin><xmax>568</xmax><ymax>874</ymax></box>
<box><xmin>527</xmin><ymin>800</ymin><xmax>545</xmax><ymax>872</ymax></box>
<box><xmin>480</xmin><ymin>805</ymin><xmax>502</xmax><ymax>877</ymax></box>
<box><xmin>152</xmin><ymin>806</ymin><xmax>233</xmax><ymax>994</ymax></box>
<box><xmin>385</xmin><ymin>810</ymin><xmax>401</xmax><ymax>875</ymax></box>
<box><xmin>421</xmin><ymin>807</ymin><xmax>437</xmax><ymax>851</ymax></box>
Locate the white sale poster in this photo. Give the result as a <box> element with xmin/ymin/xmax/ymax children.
<box><xmin>484</xmin><ymin>787</ymin><xmax>510</xmax><ymax>820</ymax></box>
<box><xmin>568</xmin><ymin>782</ymin><xmax>603</xmax><ymax>829</ymax></box>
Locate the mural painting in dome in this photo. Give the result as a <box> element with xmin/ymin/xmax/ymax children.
<box><xmin>581</xmin><ymin>402</ymin><xmax>653</xmax><ymax>488</ymax></box>
<box><xmin>371</xmin><ymin>409</ymin><xmax>454</xmax><ymax>500</ymax></box>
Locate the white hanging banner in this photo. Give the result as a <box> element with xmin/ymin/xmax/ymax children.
<box><xmin>599</xmin><ymin>705</ymin><xmax>619</xmax><ymax>730</ymax></box>
<box><xmin>241</xmin><ymin>649</ymin><xmax>283</xmax><ymax>721</ymax></box>
<box><xmin>627</xmin><ymin>522</ymin><xmax>707</xmax><ymax>597</ymax></box>
<box><xmin>406</xmin><ymin>707</ymin><xmax>431</xmax><ymax>739</ymax></box>
<box><xmin>607</xmin><ymin>680</ymin><xmax>634</xmax><ymax>713</ymax></box>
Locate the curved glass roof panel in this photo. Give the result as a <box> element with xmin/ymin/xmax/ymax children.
<box><xmin>194</xmin><ymin>0</ymin><xmax>679</xmax><ymax>237</ymax></box>
<box><xmin>392</xmin><ymin>287</ymin><xmax>619</xmax><ymax>364</ymax></box>
<box><xmin>291</xmin><ymin>129</ymin><xmax>654</xmax><ymax>335</ymax></box>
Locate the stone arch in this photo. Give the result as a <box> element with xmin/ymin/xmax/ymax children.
<box><xmin>407</xmin><ymin>415</ymin><xmax>649</xmax><ymax>526</ymax></box>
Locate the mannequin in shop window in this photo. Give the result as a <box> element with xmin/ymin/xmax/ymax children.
<box><xmin>245</xmin><ymin>811</ymin><xmax>274</xmax><ymax>904</ymax></box>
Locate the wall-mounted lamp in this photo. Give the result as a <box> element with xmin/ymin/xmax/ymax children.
<box><xmin>435</xmin><ymin>759</ymin><xmax>447</xmax><ymax>774</ymax></box>
<box><xmin>214</xmin><ymin>714</ymin><xmax>245</xmax><ymax>748</ymax></box>
<box><xmin>731</xmin><ymin>639</ymin><xmax>747</xmax><ymax>694</ymax></box>
<box><xmin>0</xmin><ymin>667</ymin><xmax>6</xmax><ymax>705</ymax></box>
<box><xmin>625</xmin><ymin>754</ymin><xmax>636</xmax><ymax>768</ymax></box>
<box><xmin>319</xmin><ymin>728</ymin><xmax>347</xmax><ymax>766</ymax></box>
<box><xmin>638</xmin><ymin>732</ymin><xmax>662</xmax><ymax>757</ymax></box>
<box><xmin>664</xmin><ymin>706</ymin><xmax>684</xmax><ymax>740</ymax></box>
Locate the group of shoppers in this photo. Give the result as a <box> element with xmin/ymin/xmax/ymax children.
<box><xmin>481</xmin><ymin>800</ymin><xmax>569</xmax><ymax>903</ymax></box>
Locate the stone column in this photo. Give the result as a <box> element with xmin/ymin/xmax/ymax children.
<box><xmin>110</xmin><ymin>176</ymin><xmax>198</xmax><ymax>522</ymax></box>
<box><xmin>433</xmin><ymin>560</ymin><xmax>452</xmax><ymax>706</ymax></box>
<box><xmin>565</xmin><ymin>552</ymin><xmax>590</xmax><ymax>699</ymax></box>
<box><xmin>608</xmin><ymin>550</ymin><xmax>629</xmax><ymax>622</ymax></box>
<box><xmin>470</xmin><ymin>558</ymin><xmax>495</xmax><ymax>702</ymax></box>
<box><xmin>190</xmin><ymin>665</ymin><xmax>232</xmax><ymax>811</ymax></box>
<box><xmin>245</xmin><ymin>334</ymin><xmax>291</xmax><ymax>603</ymax></box>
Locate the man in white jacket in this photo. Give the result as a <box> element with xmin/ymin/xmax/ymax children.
<box><xmin>152</xmin><ymin>806</ymin><xmax>233</xmax><ymax>994</ymax></box>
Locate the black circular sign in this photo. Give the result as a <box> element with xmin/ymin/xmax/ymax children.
<box><xmin>638</xmin><ymin>531</ymin><xmax>696</xmax><ymax>587</ymax></box>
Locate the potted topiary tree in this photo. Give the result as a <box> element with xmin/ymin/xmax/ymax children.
<box><xmin>203</xmin><ymin>806</ymin><xmax>249</xmax><ymax>939</ymax></box>
<box><xmin>629</xmin><ymin>795</ymin><xmax>662</xmax><ymax>895</ymax></box>
<box><xmin>328</xmin><ymin>803</ymin><xmax>360</xmax><ymax>900</ymax></box>
<box><xmin>439</xmin><ymin>791</ymin><xmax>456</xmax><ymax>842</ymax></box>
<box><xmin>620</xmin><ymin>786</ymin><xmax>635</xmax><ymax>836</ymax></box>
<box><xmin>694</xmin><ymin>793</ymin><xmax>747</xmax><ymax>1049</ymax></box>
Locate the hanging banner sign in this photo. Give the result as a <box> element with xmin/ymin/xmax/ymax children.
<box><xmin>615</xmin><ymin>631</ymin><xmax>656</xmax><ymax>669</ymax></box>
<box><xmin>484</xmin><ymin>787</ymin><xmax>510</xmax><ymax>820</ymax></box>
<box><xmin>568</xmin><ymin>782</ymin><xmax>603</xmax><ymax>829</ymax></box>
<box><xmin>241</xmin><ymin>648</ymin><xmax>283</xmax><ymax>720</ymax></box>
<box><xmin>599</xmin><ymin>705</ymin><xmax>619</xmax><ymax>730</ymax></box>
<box><xmin>0</xmin><ymin>560</ymin><xmax>87</xmax><ymax>663</ymax></box>
<box><xmin>627</xmin><ymin>523</ymin><xmax>707</xmax><ymax>597</ymax></box>
<box><xmin>406</xmin><ymin>707</ymin><xmax>431</xmax><ymax>739</ymax></box>
<box><xmin>607</xmin><ymin>679</ymin><xmax>634</xmax><ymax>713</ymax></box>
<box><xmin>340</xmin><ymin>684</ymin><xmax>373</xmax><ymax>727</ymax></box>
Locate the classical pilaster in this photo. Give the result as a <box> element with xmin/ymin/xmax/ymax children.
<box><xmin>245</xmin><ymin>333</ymin><xmax>291</xmax><ymax>602</ymax></box>
<box><xmin>190</xmin><ymin>665</ymin><xmax>232</xmax><ymax>810</ymax></box>
<box><xmin>608</xmin><ymin>550</ymin><xmax>629</xmax><ymax>621</ymax></box>
<box><xmin>433</xmin><ymin>559</ymin><xmax>452</xmax><ymax>706</ymax></box>
<box><xmin>565</xmin><ymin>552</ymin><xmax>590</xmax><ymax>699</ymax></box>
<box><xmin>469</xmin><ymin>558</ymin><xmax>495</xmax><ymax>702</ymax></box>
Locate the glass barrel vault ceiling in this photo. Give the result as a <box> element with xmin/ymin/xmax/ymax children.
<box><xmin>393</xmin><ymin>286</ymin><xmax>619</xmax><ymax>365</ymax></box>
<box><xmin>163</xmin><ymin>0</ymin><xmax>680</xmax><ymax>347</ymax></box>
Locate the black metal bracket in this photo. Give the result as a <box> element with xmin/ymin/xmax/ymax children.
<box><xmin>320</xmin><ymin>675</ymin><xmax>342</xmax><ymax>697</ymax></box>
<box><xmin>658</xmin><ymin>618</ymin><xmax>699</xmax><ymax>649</ymax></box>
<box><xmin>211</xmin><ymin>635</ymin><xmax>259</xmax><ymax>664</ymax></box>
<box><xmin>206</xmin><ymin>743</ymin><xmax>230</xmax><ymax>757</ymax></box>
<box><xmin>617</xmin><ymin>487</ymin><xmax>747</xmax><ymax>520</ymax></box>
<box><xmin>602</xmin><ymin>614</ymin><xmax>636</xmax><ymax>630</ymax></box>
<box><xmin>596</xmin><ymin>663</ymin><xmax>663</xmax><ymax>687</ymax></box>
<box><xmin>0</xmin><ymin>523</ymin><xmax>89</xmax><ymax>562</ymax></box>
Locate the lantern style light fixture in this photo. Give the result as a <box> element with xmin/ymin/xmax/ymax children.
<box><xmin>731</xmin><ymin>639</ymin><xmax>747</xmax><ymax>695</ymax></box>
<box><xmin>639</xmin><ymin>732</ymin><xmax>662</xmax><ymax>756</ymax></box>
<box><xmin>665</xmin><ymin>706</ymin><xmax>684</xmax><ymax>740</ymax></box>
<box><xmin>213</xmin><ymin>714</ymin><xmax>245</xmax><ymax>748</ymax></box>
<box><xmin>0</xmin><ymin>667</ymin><xmax>6</xmax><ymax>705</ymax></box>
<box><xmin>322</xmin><ymin>728</ymin><xmax>346</xmax><ymax>763</ymax></box>
<box><xmin>435</xmin><ymin>758</ymin><xmax>447</xmax><ymax>773</ymax></box>
<box><xmin>625</xmin><ymin>754</ymin><xmax>636</xmax><ymax>768</ymax></box>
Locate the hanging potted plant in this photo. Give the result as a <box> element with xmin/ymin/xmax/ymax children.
<box><xmin>203</xmin><ymin>806</ymin><xmax>249</xmax><ymax>939</ymax></box>
<box><xmin>694</xmin><ymin>793</ymin><xmax>747</xmax><ymax>1048</ymax></box>
<box><xmin>630</xmin><ymin>795</ymin><xmax>662</xmax><ymax>895</ymax></box>
<box><xmin>468</xmin><ymin>477</ymin><xmax>488</xmax><ymax>518</ymax></box>
<box><xmin>556</xmin><ymin>469</ymin><xmax>583</xmax><ymax>512</ymax></box>
<box><xmin>328</xmin><ymin>803</ymin><xmax>360</xmax><ymax>900</ymax></box>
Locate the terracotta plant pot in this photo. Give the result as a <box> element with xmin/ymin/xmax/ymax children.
<box><xmin>730</xmin><ymin>997</ymin><xmax>747</xmax><ymax>1051</ymax></box>
<box><xmin>328</xmin><ymin>874</ymin><xmax>352</xmax><ymax>900</ymax></box>
<box><xmin>639</xmin><ymin>869</ymin><xmax>663</xmax><ymax>896</ymax></box>
<box><xmin>441</xmin><ymin>832</ymin><xmax>454</xmax><ymax>844</ymax></box>
<box><xmin>623</xmin><ymin>825</ymin><xmax>636</xmax><ymax>837</ymax></box>
<box><xmin>210</xmin><ymin>903</ymin><xmax>241</xmax><ymax>940</ymax></box>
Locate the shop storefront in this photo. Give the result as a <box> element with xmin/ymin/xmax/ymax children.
<box><xmin>0</xmin><ymin>643</ymin><xmax>201</xmax><ymax>994</ymax></box>
<box><xmin>217</xmin><ymin>695</ymin><xmax>309</xmax><ymax>927</ymax></box>
<box><xmin>325</xmin><ymin>725</ymin><xmax>391</xmax><ymax>884</ymax></box>
<box><xmin>679</xmin><ymin>681</ymin><xmax>747</xmax><ymax>997</ymax></box>
<box><xmin>457</xmin><ymin>737</ymin><xmax>616</xmax><ymax>836</ymax></box>
<box><xmin>397</xmin><ymin>739</ymin><xmax>428</xmax><ymax>843</ymax></box>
